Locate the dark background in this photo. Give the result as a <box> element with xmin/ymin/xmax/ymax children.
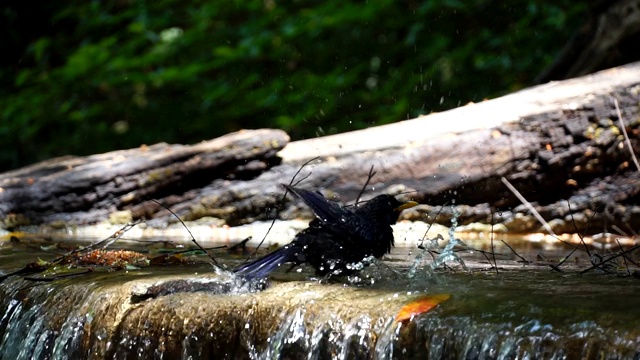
<box><xmin>1</xmin><ymin>1</ymin><xmax>635</xmax><ymax>172</ymax></box>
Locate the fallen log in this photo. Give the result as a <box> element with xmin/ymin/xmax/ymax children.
<box><xmin>1</xmin><ymin>62</ymin><xmax>640</xmax><ymax>234</ymax></box>
<box><xmin>0</xmin><ymin>129</ymin><xmax>288</xmax><ymax>227</ymax></box>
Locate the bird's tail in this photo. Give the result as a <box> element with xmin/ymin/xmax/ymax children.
<box><xmin>234</xmin><ymin>246</ymin><xmax>298</xmax><ymax>279</ymax></box>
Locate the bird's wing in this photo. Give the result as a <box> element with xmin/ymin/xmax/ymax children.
<box><xmin>234</xmin><ymin>245</ymin><xmax>300</xmax><ymax>279</ymax></box>
<box><xmin>284</xmin><ymin>185</ymin><xmax>358</xmax><ymax>226</ymax></box>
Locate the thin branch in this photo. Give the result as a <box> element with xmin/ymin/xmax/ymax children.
<box><xmin>226</xmin><ymin>236</ymin><xmax>251</xmax><ymax>255</ymax></box>
<box><xmin>244</xmin><ymin>156</ymin><xmax>319</xmax><ymax>262</ymax></box>
<box><xmin>611</xmin><ymin>225</ymin><xmax>629</xmax><ymax>237</ymax></box>
<box><xmin>419</xmin><ymin>202</ymin><xmax>448</xmax><ymax>246</ymax></box>
<box><xmin>24</xmin><ymin>269</ymin><xmax>93</xmax><ymax>282</ymax></box>
<box><xmin>553</xmin><ymin>202</ymin><xmax>598</xmax><ymax>270</ymax></box>
<box><xmin>568</xmin><ymin>202</ymin><xmax>592</xmax><ymax>257</ymax></box>
<box><xmin>169</xmin><ymin>245</ymin><xmax>228</xmax><ymax>256</ymax></box>
<box><xmin>426</xmin><ymin>247</ymin><xmax>507</xmax><ymax>257</ymax></box>
<box><xmin>623</xmin><ymin>222</ymin><xmax>639</xmax><ymax>236</ymax></box>
<box><xmin>91</xmin><ymin>221</ymin><xmax>141</xmax><ymax>251</ymax></box>
<box><xmin>291</xmin><ymin>171</ymin><xmax>312</xmax><ymax>187</ymax></box>
<box><xmin>613</xmin><ymin>97</ymin><xmax>640</xmax><ymax>172</ymax></box>
<box><xmin>51</xmin><ymin>221</ymin><xmax>141</xmax><ymax>265</ymax></box>
<box><xmin>616</xmin><ymin>239</ymin><xmax>631</xmax><ymax>276</ymax></box>
<box><xmin>501</xmin><ymin>177</ymin><xmax>556</xmax><ymax>237</ymax></box>
<box><xmin>580</xmin><ymin>244</ymin><xmax>640</xmax><ymax>274</ymax></box>
<box><xmin>499</xmin><ymin>184</ymin><xmax>597</xmax><ymax>269</ymax></box>
<box><xmin>501</xmin><ymin>240</ymin><xmax>530</xmax><ymax>264</ymax></box>
<box><xmin>616</xmin><ymin>238</ymin><xmax>640</xmax><ymax>268</ymax></box>
<box><xmin>479</xmin><ymin>250</ymin><xmax>495</xmax><ymax>269</ymax></box>
<box><xmin>490</xmin><ymin>210</ymin><xmax>498</xmax><ymax>274</ymax></box>
<box><xmin>355</xmin><ymin>165</ymin><xmax>376</xmax><ymax>205</ymax></box>
<box><xmin>151</xmin><ymin>199</ymin><xmax>220</xmax><ymax>267</ymax></box>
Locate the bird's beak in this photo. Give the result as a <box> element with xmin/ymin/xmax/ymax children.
<box><xmin>395</xmin><ymin>200</ymin><xmax>418</xmax><ymax>212</ymax></box>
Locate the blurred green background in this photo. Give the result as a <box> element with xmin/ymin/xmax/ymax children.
<box><xmin>1</xmin><ymin>1</ymin><xmax>588</xmax><ymax>172</ymax></box>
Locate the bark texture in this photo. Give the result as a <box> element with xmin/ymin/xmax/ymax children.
<box><xmin>0</xmin><ymin>129</ymin><xmax>288</xmax><ymax>227</ymax></box>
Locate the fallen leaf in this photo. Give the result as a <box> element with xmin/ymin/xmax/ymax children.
<box><xmin>395</xmin><ymin>294</ymin><xmax>450</xmax><ymax>322</ymax></box>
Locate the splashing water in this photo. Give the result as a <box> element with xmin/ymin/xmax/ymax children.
<box><xmin>408</xmin><ymin>234</ymin><xmax>443</xmax><ymax>278</ymax></box>
<box><xmin>262</xmin><ymin>308</ymin><xmax>309</xmax><ymax>359</ymax></box>
<box><xmin>408</xmin><ymin>203</ymin><xmax>470</xmax><ymax>277</ymax></box>
<box><xmin>430</xmin><ymin>237</ymin><xmax>470</xmax><ymax>272</ymax></box>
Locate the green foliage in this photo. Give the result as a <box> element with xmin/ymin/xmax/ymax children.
<box><xmin>0</xmin><ymin>0</ymin><xmax>587</xmax><ymax>171</ymax></box>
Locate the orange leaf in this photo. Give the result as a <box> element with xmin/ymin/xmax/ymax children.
<box><xmin>395</xmin><ymin>294</ymin><xmax>450</xmax><ymax>322</ymax></box>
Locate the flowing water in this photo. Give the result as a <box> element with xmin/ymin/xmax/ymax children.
<box><xmin>0</xmin><ymin>236</ymin><xmax>639</xmax><ymax>359</ymax></box>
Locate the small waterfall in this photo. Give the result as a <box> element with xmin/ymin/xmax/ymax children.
<box><xmin>1</xmin><ymin>257</ymin><xmax>639</xmax><ymax>359</ymax></box>
<box><xmin>0</xmin><ymin>278</ymin><xmax>101</xmax><ymax>359</ymax></box>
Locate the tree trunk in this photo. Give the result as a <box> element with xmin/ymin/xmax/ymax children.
<box><xmin>536</xmin><ymin>0</ymin><xmax>640</xmax><ymax>83</ymax></box>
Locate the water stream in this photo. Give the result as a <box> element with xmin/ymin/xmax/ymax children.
<box><xmin>1</xmin><ymin>237</ymin><xmax>639</xmax><ymax>359</ymax></box>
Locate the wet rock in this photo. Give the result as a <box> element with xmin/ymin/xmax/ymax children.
<box><xmin>108</xmin><ymin>210</ymin><xmax>133</xmax><ymax>225</ymax></box>
<box><xmin>502</xmin><ymin>213</ymin><xmax>538</xmax><ymax>233</ymax></box>
<box><xmin>0</xmin><ymin>272</ymin><xmax>438</xmax><ymax>359</ymax></box>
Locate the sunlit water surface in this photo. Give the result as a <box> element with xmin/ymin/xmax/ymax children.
<box><xmin>1</xmin><ymin>237</ymin><xmax>639</xmax><ymax>359</ymax></box>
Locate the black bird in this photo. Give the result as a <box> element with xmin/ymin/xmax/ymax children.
<box><xmin>234</xmin><ymin>185</ymin><xmax>417</xmax><ymax>278</ymax></box>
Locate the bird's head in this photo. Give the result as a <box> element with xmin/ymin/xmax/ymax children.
<box><xmin>359</xmin><ymin>195</ymin><xmax>418</xmax><ymax>225</ymax></box>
